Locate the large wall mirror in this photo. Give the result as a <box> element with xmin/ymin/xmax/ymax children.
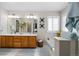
<box><xmin>7</xmin><ymin>18</ymin><xmax>37</xmax><ymax>34</ymax></box>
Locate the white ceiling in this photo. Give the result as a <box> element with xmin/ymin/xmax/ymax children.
<box><xmin>1</xmin><ymin>2</ymin><xmax>68</xmax><ymax>12</ymax></box>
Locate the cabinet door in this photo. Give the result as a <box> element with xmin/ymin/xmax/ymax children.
<box><xmin>21</xmin><ymin>36</ymin><xmax>28</xmax><ymax>48</ymax></box>
<box><xmin>1</xmin><ymin>36</ymin><xmax>6</xmax><ymax>47</ymax></box>
<box><xmin>13</xmin><ymin>36</ymin><xmax>21</xmax><ymax>48</ymax></box>
<box><xmin>28</xmin><ymin>36</ymin><xmax>36</xmax><ymax>48</ymax></box>
<box><xmin>5</xmin><ymin>36</ymin><xmax>13</xmax><ymax>48</ymax></box>
<box><xmin>0</xmin><ymin>36</ymin><xmax>1</xmax><ymax>47</ymax></box>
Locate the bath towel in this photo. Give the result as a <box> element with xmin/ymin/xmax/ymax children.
<box><xmin>65</xmin><ymin>2</ymin><xmax>79</xmax><ymax>32</ymax></box>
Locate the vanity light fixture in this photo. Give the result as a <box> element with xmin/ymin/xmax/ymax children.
<box><xmin>26</xmin><ymin>15</ymin><xmax>37</xmax><ymax>19</ymax></box>
<box><xmin>8</xmin><ymin>15</ymin><xmax>20</xmax><ymax>18</ymax></box>
<box><xmin>25</xmin><ymin>14</ymin><xmax>37</xmax><ymax>19</ymax></box>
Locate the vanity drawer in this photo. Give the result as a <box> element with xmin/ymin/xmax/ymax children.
<box><xmin>14</xmin><ymin>39</ymin><xmax>21</xmax><ymax>42</ymax></box>
<box><xmin>13</xmin><ymin>36</ymin><xmax>21</xmax><ymax>42</ymax></box>
<box><xmin>14</xmin><ymin>36</ymin><xmax>21</xmax><ymax>39</ymax></box>
<box><xmin>13</xmin><ymin>42</ymin><xmax>21</xmax><ymax>48</ymax></box>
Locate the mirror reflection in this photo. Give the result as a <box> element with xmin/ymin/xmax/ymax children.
<box><xmin>7</xmin><ymin>18</ymin><xmax>35</xmax><ymax>34</ymax></box>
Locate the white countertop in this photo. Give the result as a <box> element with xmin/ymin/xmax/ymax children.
<box><xmin>54</xmin><ymin>37</ymin><xmax>79</xmax><ymax>41</ymax></box>
<box><xmin>0</xmin><ymin>33</ymin><xmax>37</xmax><ymax>36</ymax></box>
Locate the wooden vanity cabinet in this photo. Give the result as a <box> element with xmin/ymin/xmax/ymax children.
<box><xmin>0</xmin><ymin>36</ymin><xmax>37</xmax><ymax>48</ymax></box>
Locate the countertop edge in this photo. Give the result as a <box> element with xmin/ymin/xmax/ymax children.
<box><xmin>54</xmin><ymin>37</ymin><xmax>79</xmax><ymax>41</ymax></box>
<box><xmin>0</xmin><ymin>34</ymin><xmax>37</xmax><ymax>36</ymax></box>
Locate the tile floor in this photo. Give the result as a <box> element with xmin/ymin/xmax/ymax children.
<box><xmin>0</xmin><ymin>44</ymin><xmax>52</xmax><ymax>56</ymax></box>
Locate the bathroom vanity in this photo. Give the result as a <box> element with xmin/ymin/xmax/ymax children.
<box><xmin>0</xmin><ymin>34</ymin><xmax>37</xmax><ymax>48</ymax></box>
<box><xmin>54</xmin><ymin>37</ymin><xmax>78</xmax><ymax>56</ymax></box>
<box><xmin>0</xmin><ymin>16</ymin><xmax>38</xmax><ymax>48</ymax></box>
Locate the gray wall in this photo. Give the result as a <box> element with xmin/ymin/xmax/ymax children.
<box><xmin>0</xmin><ymin>6</ymin><xmax>8</xmax><ymax>34</ymax></box>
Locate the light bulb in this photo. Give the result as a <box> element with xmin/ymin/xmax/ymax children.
<box><xmin>30</xmin><ymin>16</ymin><xmax>33</xmax><ymax>18</ymax></box>
<box><xmin>33</xmin><ymin>16</ymin><xmax>37</xmax><ymax>19</ymax></box>
<box><xmin>26</xmin><ymin>16</ymin><xmax>30</xmax><ymax>18</ymax></box>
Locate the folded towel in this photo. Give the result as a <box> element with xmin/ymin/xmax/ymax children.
<box><xmin>65</xmin><ymin>17</ymin><xmax>75</xmax><ymax>32</ymax></box>
<box><xmin>65</xmin><ymin>17</ymin><xmax>79</xmax><ymax>32</ymax></box>
<box><xmin>65</xmin><ymin>2</ymin><xmax>79</xmax><ymax>32</ymax></box>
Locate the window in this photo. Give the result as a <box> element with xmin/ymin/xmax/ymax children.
<box><xmin>47</xmin><ymin>16</ymin><xmax>59</xmax><ymax>32</ymax></box>
<box><xmin>52</xmin><ymin>16</ymin><xmax>59</xmax><ymax>32</ymax></box>
<box><xmin>47</xmin><ymin>17</ymin><xmax>53</xmax><ymax>31</ymax></box>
